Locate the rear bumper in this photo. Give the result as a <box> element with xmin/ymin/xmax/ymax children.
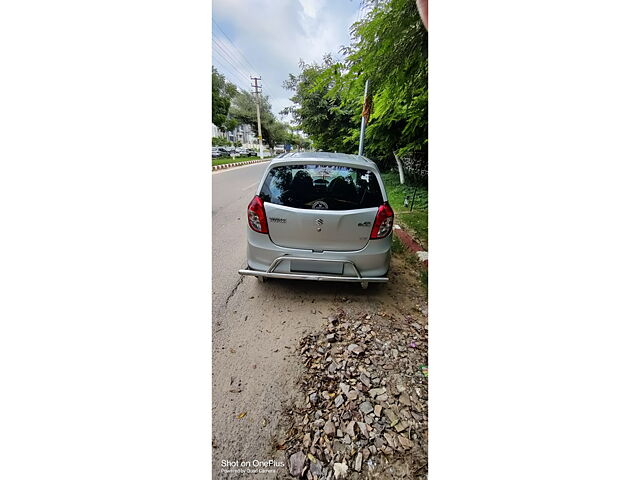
<box><xmin>242</xmin><ymin>228</ymin><xmax>391</xmax><ymax>280</ymax></box>
<box><xmin>239</xmin><ymin>256</ymin><xmax>388</xmax><ymax>282</ymax></box>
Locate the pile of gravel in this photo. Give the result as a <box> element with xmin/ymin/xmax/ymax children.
<box><xmin>279</xmin><ymin>306</ymin><xmax>428</xmax><ymax>479</ymax></box>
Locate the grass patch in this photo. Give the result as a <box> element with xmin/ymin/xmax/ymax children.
<box><xmin>419</xmin><ymin>270</ymin><xmax>428</xmax><ymax>292</ymax></box>
<box><xmin>212</xmin><ymin>156</ymin><xmax>269</xmax><ymax>167</ymax></box>
<box><xmin>392</xmin><ymin>233</ymin><xmax>428</xmax><ymax>295</ymax></box>
<box><xmin>381</xmin><ymin>172</ymin><xmax>428</xmax><ymax>248</ymax></box>
<box><xmin>399</xmin><ymin>213</ymin><xmax>427</xmax><ymax>247</ymax></box>
<box><xmin>391</xmin><ymin>235</ymin><xmax>408</xmax><ymax>254</ymax></box>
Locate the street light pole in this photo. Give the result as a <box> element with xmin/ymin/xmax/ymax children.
<box><xmin>358</xmin><ymin>79</ymin><xmax>369</xmax><ymax>156</ymax></box>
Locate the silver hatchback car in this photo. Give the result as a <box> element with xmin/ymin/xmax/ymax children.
<box><xmin>238</xmin><ymin>152</ymin><xmax>394</xmax><ymax>289</ymax></box>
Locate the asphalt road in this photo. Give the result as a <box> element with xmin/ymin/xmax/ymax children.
<box><xmin>212</xmin><ymin>162</ymin><xmax>345</xmax><ymax>476</ymax></box>
<box><xmin>212</xmin><ymin>161</ymin><xmax>268</xmax><ymax>318</ymax></box>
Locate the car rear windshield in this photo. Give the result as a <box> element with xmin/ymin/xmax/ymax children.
<box><xmin>259</xmin><ymin>164</ymin><xmax>384</xmax><ymax>210</ymax></box>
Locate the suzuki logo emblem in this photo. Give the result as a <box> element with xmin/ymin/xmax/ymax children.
<box><xmin>316</xmin><ymin>218</ymin><xmax>324</xmax><ymax>226</ymax></box>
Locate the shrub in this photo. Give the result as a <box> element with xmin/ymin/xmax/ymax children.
<box><xmin>212</xmin><ymin>137</ymin><xmax>233</xmax><ymax>147</ymax></box>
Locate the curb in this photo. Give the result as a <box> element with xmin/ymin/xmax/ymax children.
<box><xmin>394</xmin><ymin>224</ymin><xmax>428</xmax><ymax>269</ymax></box>
<box><xmin>212</xmin><ymin>158</ymin><xmax>271</xmax><ymax>171</ymax></box>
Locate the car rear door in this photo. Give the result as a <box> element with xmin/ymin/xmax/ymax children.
<box><xmin>259</xmin><ymin>163</ymin><xmax>385</xmax><ymax>252</ymax></box>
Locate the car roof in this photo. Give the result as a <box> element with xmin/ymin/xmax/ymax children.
<box><xmin>268</xmin><ymin>151</ymin><xmax>379</xmax><ymax>171</ymax></box>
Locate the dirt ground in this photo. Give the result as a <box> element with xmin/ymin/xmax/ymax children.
<box><xmin>212</xmin><ymin>253</ymin><xmax>427</xmax><ymax>479</ymax></box>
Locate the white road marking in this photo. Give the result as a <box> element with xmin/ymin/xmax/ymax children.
<box><xmin>242</xmin><ymin>182</ymin><xmax>259</xmax><ymax>191</ymax></box>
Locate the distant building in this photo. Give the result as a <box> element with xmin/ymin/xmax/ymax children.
<box><xmin>211</xmin><ymin>123</ymin><xmax>223</xmax><ymax>138</ymax></box>
<box><xmin>212</xmin><ymin>123</ymin><xmax>257</xmax><ymax>148</ymax></box>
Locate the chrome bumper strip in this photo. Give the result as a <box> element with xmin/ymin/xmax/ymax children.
<box><xmin>238</xmin><ymin>255</ymin><xmax>388</xmax><ymax>283</ymax></box>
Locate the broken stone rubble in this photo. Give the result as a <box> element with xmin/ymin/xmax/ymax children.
<box><xmin>282</xmin><ymin>306</ymin><xmax>428</xmax><ymax>478</ymax></box>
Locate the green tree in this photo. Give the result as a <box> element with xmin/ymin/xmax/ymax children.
<box><xmin>283</xmin><ymin>0</ymin><xmax>427</xmax><ymax>172</ymax></box>
<box><xmin>282</xmin><ymin>55</ymin><xmax>358</xmax><ymax>153</ymax></box>
<box><xmin>212</xmin><ymin>67</ymin><xmax>238</xmax><ymax>127</ymax></box>
<box><xmin>344</xmin><ymin>0</ymin><xmax>428</xmax><ymax>162</ymax></box>
<box><xmin>228</xmin><ymin>90</ymin><xmax>290</xmax><ymax>148</ymax></box>
<box><xmin>222</xmin><ymin>117</ymin><xmax>239</xmax><ymax>134</ymax></box>
<box><xmin>265</xmin><ymin>119</ymin><xmax>289</xmax><ymax>147</ymax></box>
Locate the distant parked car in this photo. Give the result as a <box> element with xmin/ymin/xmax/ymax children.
<box><xmin>246</xmin><ymin>149</ymin><xmax>258</xmax><ymax>157</ymax></box>
<box><xmin>274</xmin><ymin>145</ymin><xmax>285</xmax><ymax>154</ymax></box>
<box><xmin>238</xmin><ymin>152</ymin><xmax>394</xmax><ymax>289</ymax></box>
<box><xmin>218</xmin><ymin>146</ymin><xmax>236</xmax><ymax>155</ymax></box>
<box><xmin>212</xmin><ymin>147</ymin><xmax>230</xmax><ymax>157</ymax></box>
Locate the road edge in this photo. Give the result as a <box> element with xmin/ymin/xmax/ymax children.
<box><xmin>394</xmin><ymin>224</ymin><xmax>428</xmax><ymax>269</ymax></box>
<box><xmin>212</xmin><ymin>158</ymin><xmax>271</xmax><ymax>171</ymax></box>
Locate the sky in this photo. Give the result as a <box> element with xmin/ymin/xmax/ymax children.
<box><xmin>212</xmin><ymin>0</ymin><xmax>365</xmax><ymax>124</ymax></box>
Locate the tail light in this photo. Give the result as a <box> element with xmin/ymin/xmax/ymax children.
<box><xmin>370</xmin><ymin>202</ymin><xmax>394</xmax><ymax>239</ymax></box>
<box><xmin>247</xmin><ymin>195</ymin><xmax>268</xmax><ymax>233</ymax></box>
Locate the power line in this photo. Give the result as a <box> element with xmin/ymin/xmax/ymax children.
<box><xmin>212</xmin><ymin>60</ymin><xmax>249</xmax><ymax>91</ymax></box>
<box><xmin>212</xmin><ymin>26</ymin><xmax>262</xmax><ymax>84</ymax></box>
<box><xmin>213</xmin><ymin>20</ymin><xmax>260</xmax><ymax>74</ymax></box>
<box><xmin>212</xmin><ymin>21</ymin><xmax>276</xmax><ymax>98</ymax></box>
<box><xmin>213</xmin><ymin>45</ymin><xmax>251</xmax><ymax>85</ymax></box>
<box><xmin>214</xmin><ymin>39</ymin><xmax>275</xmax><ymax>99</ymax></box>
<box><xmin>213</xmin><ymin>39</ymin><xmax>254</xmax><ymax>79</ymax></box>
<box><xmin>215</xmin><ymin>56</ymin><xmax>274</xmax><ymax>102</ymax></box>
<box><xmin>212</xmin><ymin>59</ymin><xmax>248</xmax><ymax>89</ymax></box>
<box><xmin>212</xmin><ymin>41</ymin><xmax>254</xmax><ymax>89</ymax></box>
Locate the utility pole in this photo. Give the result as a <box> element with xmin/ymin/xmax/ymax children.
<box><xmin>358</xmin><ymin>79</ymin><xmax>369</xmax><ymax>156</ymax></box>
<box><xmin>251</xmin><ymin>76</ymin><xmax>264</xmax><ymax>159</ymax></box>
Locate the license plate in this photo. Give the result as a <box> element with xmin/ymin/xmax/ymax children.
<box><xmin>290</xmin><ymin>260</ymin><xmax>344</xmax><ymax>275</ymax></box>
